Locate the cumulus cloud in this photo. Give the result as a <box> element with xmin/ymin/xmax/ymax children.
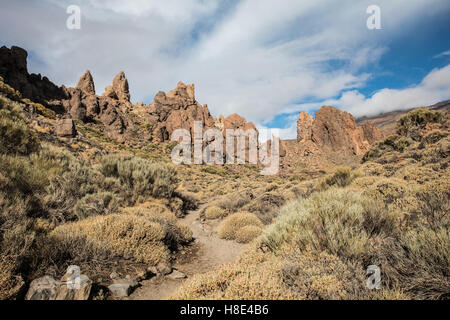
<box><xmin>293</xmin><ymin>64</ymin><xmax>450</xmax><ymax>118</ymax></box>
<box><xmin>0</xmin><ymin>0</ymin><xmax>448</xmax><ymax>132</ymax></box>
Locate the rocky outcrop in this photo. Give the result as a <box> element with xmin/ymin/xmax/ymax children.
<box><xmin>76</xmin><ymin>70</ymin><xmax>95</xmax><ymax>96</ymax></box>
<box><xmin>61</xmin><ymin>71</ymin><xmax>129</xmax><ymax>141</ymax></box>
<box><xmin>0</xmin><ymin>46</ymin><xmax>64</xmax><ymax>102</ymax></box>
<box><xmin>296</xmin><ymin>106</ymin><xmax>384</xmax><ymax>161</ymax></box>
<box><xmin>148</xmin><ymin>81</ymin><xmax>215</xmax><ymax>142</ymax></box>
<box><xmin>102</xmin><ymin>71</ymin><xmax>131</xmax><ymax>102</ymax></box>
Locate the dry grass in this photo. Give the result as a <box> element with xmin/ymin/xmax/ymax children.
<box><xmin>49</xmin><ymin>214</ymin><xmax>169</xmax><ymax>265</ymax></box>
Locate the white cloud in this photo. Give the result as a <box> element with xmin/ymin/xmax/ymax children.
<box><xmin>294</xmin><ymin>64</ymin><xmax>450</xmax><ymax>118</ymax></box>
<box><xmin>433</xmin><ymin>50</ymin><xmax>450</xmax><ymax>59</ymax></box>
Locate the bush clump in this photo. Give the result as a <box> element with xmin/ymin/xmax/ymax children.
<box><xmin>397</xmin><ymin>107</ymin><xmax>444</xmax><ymax>141</ymax></box>
<box><xmin>363</xmin><ymin>135</ymin><xmax>413</xmax><ymax>162</ymax></box>
<box><xmin>49</xmin><ymin>214</ymin><xmax>170</xmax><ymax>266</ymax></box>
<box><xmin>0</xmin><ymin>95</ymin><xmax>38</xmax><ymax>155</ymax></box>
<box><xmin>204</xmin><ymin>206</ymin><xmax>227</xmax><ymax>220</ymax></box>
<box><xmin>217</xmin><ymin>212</ymin><xmax>263</xmax><ymax>241</ymax></box>
<box><xmin>316</xmin><ymin>167</ymin><xmax>359</xmax><ymax>191</ymax></box>
<box><xmin>262</xmin><ymin>189</ymin><xmax>399</xmax><ymax>262</ymax></box>
<box><xmin>235</xmin><ymin>225</ymin><xmax>262</xmax><ymax>243</ymax></box>
<box><xmin>100</xmin><ymin>154</ymin><xmax>177</xmax><ymax>200</ymax></box>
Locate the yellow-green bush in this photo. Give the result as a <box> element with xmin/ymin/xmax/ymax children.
<box><xmin>397</xmin><ymin>107</ymin><xmax>444</xmax><ymax>141</ymax></box>
<box><xmin>262</xmin><ymin>189</ymin><xmax>399</xmax><ymax>262</ymax></box>
<box><xmin>100</xmin><ymin>154</ymin><xmax>177</xmax><ymax>199</ymax></box>
<box><xmin>235</xmin><ymin>225</ymin><xmax>262</xmax><ymax>243</ymax></box>
<box><xmin>217</xmin><ymin>212</ymin><xmax>263</xmax><ymax>241</ymax></box>
<box><xmin>0</xmin><ymin>76</ymin><xmax>22</xmax><ymax>101</ymax></box>
<box><xmin>363</xmin><ymin>135</ymin><xmax>413</xmax><ymax>162</ymax></box>
<box><xmin>315</xmin><ymin>167</ymin><xmax>360</xmax><ymax>191</ymax></box>
<box><xmin>204</xmin><ymin>206</ymin><xmax>227</xmax><ymax>220</ymax></box>
<box><xmin>0</xmin><ymin>95</ymin><xmax>38</xmax><ymax>155</ymax></box>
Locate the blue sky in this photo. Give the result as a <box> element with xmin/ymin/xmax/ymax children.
<box><xmin>1</xmin><ymin>0</ymin><xmax>449</xmax><ymax>139</ymax></box>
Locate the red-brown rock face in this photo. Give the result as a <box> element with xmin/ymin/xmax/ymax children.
<box><xmin>296</xmin><ymin>106</ymin><xmax>384</xmax><ymax>159</ymax></box>
<box><xmin>148</xmin><ymin>81</ymin><xmax>215</xmax><ymax>142</ymax></box>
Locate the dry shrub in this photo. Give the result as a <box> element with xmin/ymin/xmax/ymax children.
<box><xmin>363</xmin><ymin>135</ymin><xmax>413</xmax><ymax>163</ymax></box>
<box><xmin>204</xmin><ymin>206</ymin><xmax>227</xmax><ymax>220</ymax></box>
<box><xmin>215</xmin><ymin>191</ymin><xmax>253</xmax><ymax>213</ymax></box>
<box><xmin>235</xmin><ymin>225</ymin><xmax>262</xmax><ymax>244</ymax></box>
<box><xmin>0</xmin><ymin>76</ymin><xmax>22</xmax><ymax>100</ymax></box>
<box><xmin>0</xmin><ymin>95</ymin><xmax>38</xmax><ymax>155</ymax></box>
<box><xmin>242</xmin><ymin>192</ymin><xmax>285</xmax><ymax>225</ymax></box>
<box><xmin>315</xmin><ymin>167</ymin><xmax>360</xmax><ymax>191</ymax></box>
<box><xmin>397</xmin><ymin>107</ymin><xmax>444</xmax><ymax>141</ymax></box>
<box><xmin>218</xmin><ymin>212</ymin><xmax>263</xmax><ymax>241</ymax></box>
<box><xmin>49</xmin><ymin>214</ymin><xmax>170</xmax><ymax>266</ymax></box>
<box><xmin>172</xmin><ymin>241</ymin><xmax>394</xmax><ymax>300</ymax></box>
<box><xmin>100</xmin><ymin>154</ymin><xmax>177</xmax><ymax>200</ymax></box>
<box><xmin>74</xmin><ymin>192</ymin><xmax>119</xmax><ymax>220</ymax></box>
<box><xmin>0</xmin><ymin>197</ymin><xmax>35</xmax><ymax>299</ymax></box>
<box><xmin>122</xmin><ymin>206</ymin><xmax>192</xmax><ymax>250</ymax></box>
<box><xmin>262</xmin><ymin>189</ymin><xmax>399</xmax><ymax>262</ymax></box>
<box><xmin>419</xmin><ymin>129</ymin><xmax>447</xmax><ymax>148</ymax></box>
<box><xmin>363</xmin><ymin>177</ymin><xmax>410</xmax><ymax>205</ymax></box>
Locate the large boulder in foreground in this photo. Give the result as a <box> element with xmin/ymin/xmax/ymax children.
<box><xmin>25</xmin><ymin>273</ymin><xmax>92</xmax><ymax>300</ymax></box>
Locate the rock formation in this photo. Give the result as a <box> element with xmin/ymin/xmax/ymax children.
<box><xmin>148</xmin><ymin>81</ymin><xmax>215</xmax><ymax>142</ymax></box>
<box><xmin>295</xmin><ymin>105</ymin><xmax>383</xmax><ymax>160</ymax></box>
<box><xmin>0</xmin><ymin>46</ymin><xmax>64</xmax><ymax>102</ymax></box>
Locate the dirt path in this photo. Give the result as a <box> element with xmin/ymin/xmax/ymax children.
<box><xmin>127</xmin><ymin>205</ymin><xmax>244</xmax><ymax>300</ymax></box>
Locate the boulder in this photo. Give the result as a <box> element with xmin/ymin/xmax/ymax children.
<box><xmin>55</xmin><ymin>119</ymin><xmax>77</xmax><ymax>137</ymax></box>
<box><xmin>57</xmin><ymin>274</ymin><xmax>92</xmax><ymax>300</ymax></box>
<box><xmin>108</xmin><ymin>284</ymin><xmax>131</xmax><ymax>297</ymax></box>
<box><xmin>25</xmin><ymin>273</ymin><xmax>93</xmax><ymax>300</ymax></box>
<box><xmin>0</xmin><ymin>46</ymin><xmax>64</xmax><ymax>101</ymax></box>
<box><xmin>25</xmin><ymin>276</ymin><xmax>59</xmax><ymax>300</ymax></box>
<box><xmin>167</xmin><ymin>269</ymin><xmax>187</xmax><ymax>280</ymax></box>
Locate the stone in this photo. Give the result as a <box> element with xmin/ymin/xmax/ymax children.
<box><xmin>25</xmin><ymin>276</ymin><xmax>59</xmax><ymax>300</ymax></box>
<box><xmin>55</xmin><ymin>119</ymin><xmax>77</xmax><ymax>137</ymax></box>
<box><xmin>112</xmin><ymin>278</ymin><xmax>138</xmax><ymax>288</ymax></box>
<box><xmin>110</xmin><ymin>271</ymin><xmax>120</xmax><ymax>280</ymax></box>
<box><xmin>108</xmin><ymin>278</ymin><xmax>138</xmax><ymax>298</ymax></box>
<box><xmin>108</xmin><ymin>283</ymin><xmax>132</xmax><ymax>297</ymax></box>
<box><xmin>57</xmin><ymin>274</ymin><xmax>92</xmax><ymax>300</ymax></box>
<box><xmin>167</xmin><ymin>269</ymin><xmax>187</xmax><ymax>280</ymax></box>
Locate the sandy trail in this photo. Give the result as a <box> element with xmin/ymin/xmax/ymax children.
<box><xmin>127</xmin><ymin>205</ymin><xmax>244</xmax><ymax>300</ymax></box>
